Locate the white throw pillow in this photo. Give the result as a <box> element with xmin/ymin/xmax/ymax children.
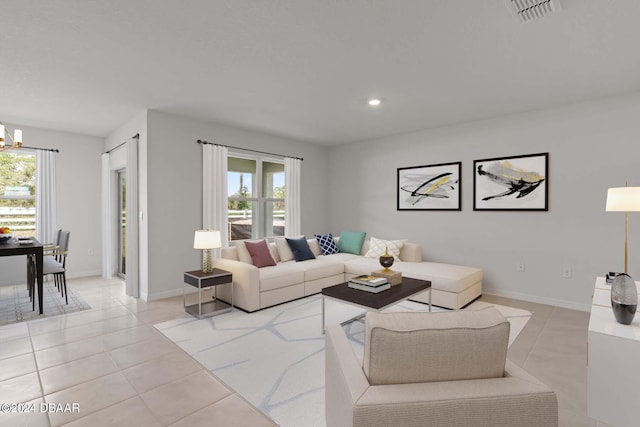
<box><xmin>275</xmin><ymin>236</ymin><xmax>303</xmax><ymax>262</ymax></box>
<box><xmin>234</xmin><ymin>241</ymin><xmax>253</xmax><ymax>264</ymax></box>
<box><xmin>364</xmin><ymin>237</ymin><xmax>405</xmax><ymax>260</ymax></box>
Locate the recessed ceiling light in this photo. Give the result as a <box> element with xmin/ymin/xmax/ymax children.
<box><xmin>368</xmin><ymin>98</ymin><xmax>382</xmax><ymax>106</ymax></box>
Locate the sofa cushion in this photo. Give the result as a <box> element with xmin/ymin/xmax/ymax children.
<box><xmin>343</xmin><ymin>257</ymin><xmax>482</xmax><ymax>293</ymax></box>
<box><xmin>286</xmin><ymin>237</ymin><xmax>316</xmax><ymax>262</ymax></box>
<box><xmin>399</xmin><ymin>242</ymin><xmax>422</xmax><ymax>262</ymax></box>
<box><xmin>323</xmin><ymin>252</ymin><xmax>363</xmax><ymax>263</ymax></box>
<box><xmin>364</xmin><ymin>236</ymin><xmax>405</xmax><ymax>260</ymax></box>
<box><xmin>315</xmin><ymin>233</ymin><xmax>340</xmax><ymax>255</ymax></box>
<box><xmin>399</xmin><ymin>262</ymin><xmax>483</xmax><ymax>293</ymax></box>
<box><xmin>234</xmin><ymin>241</ymin><xmax>253</xmax><ymax>264</ymax></box>
<box><xmin>338</xmin><ymin>231</ymin><xmax>367</xmax><ymax>255</ymax></box>
<box><xmin>244</xmin><ymin>240</ymin><xmax>277</xmax><ymax>268</ymax></box>
<box><xmin>308</xmin><ymin>238</ymin><xmax>323</xmax><ymax>257</ymax></box>
<box><xmin>259</xmin><ymin>265</ymin><xmax>305</xmax><ymax>292</ymax></box>
<box><xmin>287</xmin><ymin>258</ymin><xmax>345</xmax><ymax>282</ymax></box>
<box><xmin>275</xmin><ymin>237</ymin><xmax>296</xmax><ymax>262</ymax></box>
<box><xmin>364</xmin><ymin>308</ymin><xmax>509</xmax><ymax>385</ymax></box>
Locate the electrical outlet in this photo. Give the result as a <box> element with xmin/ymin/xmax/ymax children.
<box><xmin>562</xmin><ymin>266</ymin><xmax>572</xmax><ymax>278</ymax></box>
<box><xmin>517</xmin><ymin>262</ymin><xmax>525</xmax><ymax>272</ymax></box>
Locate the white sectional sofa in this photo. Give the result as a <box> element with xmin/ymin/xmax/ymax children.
<box><xmin>213</xmin><ymin>238</ymin><xmax>482</xmax><ymax>312</ymax></box>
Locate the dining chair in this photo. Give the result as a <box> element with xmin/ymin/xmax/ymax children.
<box><xmin>27</xmin><ymin>253</ymin><xmax>37</xmax><ymax>310</ymax></box>
<box><xmin>43</xmin><ymin>230</ymin><xmax>70</xmax><ymax>304</ymax></box>
<box><xmin>43</xmin><ymin>229</ymin><xmax>63</xmax><ymax>291</ymax></box>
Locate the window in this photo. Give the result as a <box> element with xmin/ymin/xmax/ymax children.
<box><xmin>228</xmin><ymin>155</ymin><xmax>285</xmax><ymax>241</ymax></box>
<box><xmin>0</xmin><ymin>150</ymin><xmax>36</xmax><ymax>237</ymax></box>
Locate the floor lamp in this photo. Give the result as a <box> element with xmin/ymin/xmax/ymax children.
<box><xmin>194</xmin><ymin>229</ymin><xmax>222</xmax><ymax>274</ymax></box>
<box><xmin>606</xmin><ymin>184</ymin><xmax>640</xmax><ymax>274</ymax></box>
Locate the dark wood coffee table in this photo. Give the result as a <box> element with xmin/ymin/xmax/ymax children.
<box><xmin>321</xmin><ymin>277</ymin><xmax>431</xmax><ymax>332</ymax></box>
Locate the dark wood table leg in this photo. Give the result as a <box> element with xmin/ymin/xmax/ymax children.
<box><xmin>36</xmin><ymin>249</ymin><xmax>43</xmax><ymax>315</ymax></box>
<box><xmin>27</xmin><ymin>255</ymin><xmax>35</xmax><ymax>311</ymax></box>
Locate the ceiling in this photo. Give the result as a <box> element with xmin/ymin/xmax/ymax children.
<box><xmin>2</xmin><ymin>0</ymin><xmax>640</xmax><ymax>145</ymax></box>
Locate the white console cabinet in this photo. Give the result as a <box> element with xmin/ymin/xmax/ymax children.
<box><xmin>588</xmin><ymin>277</ymin><xmax>640</xmax><ymax>427</ymax></box>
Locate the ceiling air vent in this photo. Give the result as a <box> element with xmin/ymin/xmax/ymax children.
<box><xmin>506</xmin><ymin>0</ymin><xmax>562</xmax><ymax>23</ymax></box>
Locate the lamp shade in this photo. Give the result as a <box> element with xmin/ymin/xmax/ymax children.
<box><xmin>606</xmin><ymin>187</ymin><xmax>640</xmax><ymax>212</ymax></box>
<box><xmin>193</xmin><ymin>229</ymin><xmax>222</xmax><ymax>249</ymax></box>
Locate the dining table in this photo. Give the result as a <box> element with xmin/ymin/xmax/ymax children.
<box><xmin>0</xmin><ymin>238</ymin><xmax>44</xmax><ymax>314</ymax></box>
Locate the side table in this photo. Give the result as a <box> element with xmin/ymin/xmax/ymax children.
<box><xmin>183</xmin><ymin>268</ymin><xmax>233</xmax><ymax>319</ymax></box>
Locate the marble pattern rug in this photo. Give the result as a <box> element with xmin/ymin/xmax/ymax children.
<box><xmin>155</xmin><ymin>296</ymin><xmax>531</xmax><ymax>427</ymax></box>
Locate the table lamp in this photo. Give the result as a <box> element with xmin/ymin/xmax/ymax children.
<box><xmin>194</xmin><ymin>229</ymin><xmax>221</xmax><ymax>274</ymax></box>
<box><xmin>606</xmin><ymin>184</ymin><xmax>640</xmax><ymax>273</ymax></box>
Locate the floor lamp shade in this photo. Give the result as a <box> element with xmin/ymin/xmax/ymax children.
<box><xmin>606</xmin><ymin>187</ymin><xmax>640</xmax><ymax>212</ymax></box>
<box><xmin>194</xmin><ymin>230</ymin><xmax>222</xmax><ymax>273</ymax></box>
<box><xmin>605</xmin><ymin>186</ymin><xmax>640</xmax><ymax>274</ymax></box>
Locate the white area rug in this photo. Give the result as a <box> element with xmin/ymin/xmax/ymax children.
<box><xmin>155</xmin><ymin>296</ymin><xmax>531</xmax><ymax>427</ymax></box>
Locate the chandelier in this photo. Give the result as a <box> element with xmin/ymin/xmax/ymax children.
<box><xmin>0</xmin><ymin>121</ymin><xmax>23</xmax><ymax>152</ymax></box>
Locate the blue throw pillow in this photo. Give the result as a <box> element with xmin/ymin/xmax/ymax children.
<box><xmin>286</xmin><ymin>237</ymin><xmax>316</xmax><ymax>262</ymax></box>
<box><xmin>338</xmin><ymin>231</ymin><xmax>367</xmax><ymax>255</ymax></box>
<box><xmin>315</xmin><ymin>233</ymin><xmax>339</xmax><ymax>255</ymax></box>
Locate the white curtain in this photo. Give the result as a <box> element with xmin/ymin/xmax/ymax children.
<box><xmin>35</xmin><ymin>150</ymin><xmax>57</xmax><ymax>244</ymax></box>
<box><xmin>284</xmin><ymin>157</ymin><xmax>301</xmax><ymax>236</ymax></box>
<box><xmin>202</xmin><ymin>144</ymin><xmax>228</xmax><ymax>253</ymax></box>
<box><xmin>125</xmin><ymin>138</ymin><xmax>139</xmax><ymax>297</ymax></box>
<box><xmin>101</xmin><ymin>153</ymin><xmax>112</xmax><ymax>279</ymax></box>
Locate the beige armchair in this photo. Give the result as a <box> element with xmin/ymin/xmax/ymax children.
<box><xmin>325</xmin><ymin>308</ymin><xmax>558</xmax><ymax>427</ymax></box>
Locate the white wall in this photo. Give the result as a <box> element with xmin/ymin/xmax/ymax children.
<box><xmin>0</xmin><ymin>124</ymin><xmax>103</xmax><ymax>285</ymax></box>
<box><xmin>327</xmin><ymin>92</ymin><xmax>640</xmax><ymax>311</ymax></box>
<box><xmin>144</xmin><ymin>110</ymin><xmax>329</xmax><ymax>300</ymax></box>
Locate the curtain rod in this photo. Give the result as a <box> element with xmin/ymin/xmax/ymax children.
<box><xmin>104</xmin><ymin>133</ymin><xmax>140</xmax><ymax>154</ymax></box>
<box><xmin>22</xmin><ymin>146</ymin><xmax>59</xmax><ymax>153</ymax></box>
<box><xmin>197</xmin><ymin>139</ymin><xmax>304</xmax><ymax>161</ymax></box>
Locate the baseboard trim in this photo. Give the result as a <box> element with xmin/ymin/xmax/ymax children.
<box><xmin>141</xmin><ymin>284</ymin><xmax>208</xmax><ymax>302</ymax></box>
<box><xmin>0</xmin><ymin>270</ymin><xmax>104</xmax><ymax>287</ymax></box>
<box><xmin>145</xmin><ymin>287</ymin><xmax>199</xmax><ymax>301</ymax></box>
<box><xmin>67</xmin><ymin>270</ymin><xmax>102</xmax><ymax>280</ymax></box>
<box><xmin>483</xmin><ymin>287</ymin><xmax>591</xmax><ymax>312</ymax></box>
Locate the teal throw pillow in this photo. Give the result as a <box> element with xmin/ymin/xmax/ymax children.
<box><xmin>338</xmin><ymin>231</ymin><xmax>367</xmax><ymax>255</ymax></box>
<box><xmin>286</xmin><ymin>237</ymin><xmax>316</xmax><ymax>262</ymax></box>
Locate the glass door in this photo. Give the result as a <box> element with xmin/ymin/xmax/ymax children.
<box><xmin>117</xmin><ymin>170</ymin><xmax>126</xmax><ymax>278</ymax></box>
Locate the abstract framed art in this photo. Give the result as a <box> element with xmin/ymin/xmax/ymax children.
<box><xmin>473</xmin><ymin>152</ymin><xmax>548</xmax><ymax>211</ymax></box>
<box><xmin>397</xmin><ymin>161</ymin><xmax>461</xmax><ymax>211</ymax></box>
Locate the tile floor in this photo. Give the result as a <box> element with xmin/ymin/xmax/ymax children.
<box><xmin>0</xmin><ymin>277</ymin><xmax>276</xmax><ymax>427</ymax></box>
<box><xmin>0</xmin><ymin>277</ymin><xmax>609</xmax><ymax>426</ymax></box>
<box><xmin>482</xmin><ymin>294</ymin><xmax>611</xmax><ymax>427</ymax></box>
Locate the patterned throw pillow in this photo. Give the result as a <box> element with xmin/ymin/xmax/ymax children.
<box><xmin>364</xmin><ymin>236</ymin><xmax>405</xmax><ymax>260</ymax></box>
<box><xmin>315</xmin><ymin>233</ymin><xmax>339</xmax><ymax>255</ymax></box>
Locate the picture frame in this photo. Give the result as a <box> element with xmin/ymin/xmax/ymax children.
<box><xmin>397</xmin><ymin>161</ymin><xmax>461</xmax><ymax>211</ymax></box>
<box><xmin>473</xmin><ymin>152</ymin><xmax>548</xmax><ymax>211</ymax></box>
